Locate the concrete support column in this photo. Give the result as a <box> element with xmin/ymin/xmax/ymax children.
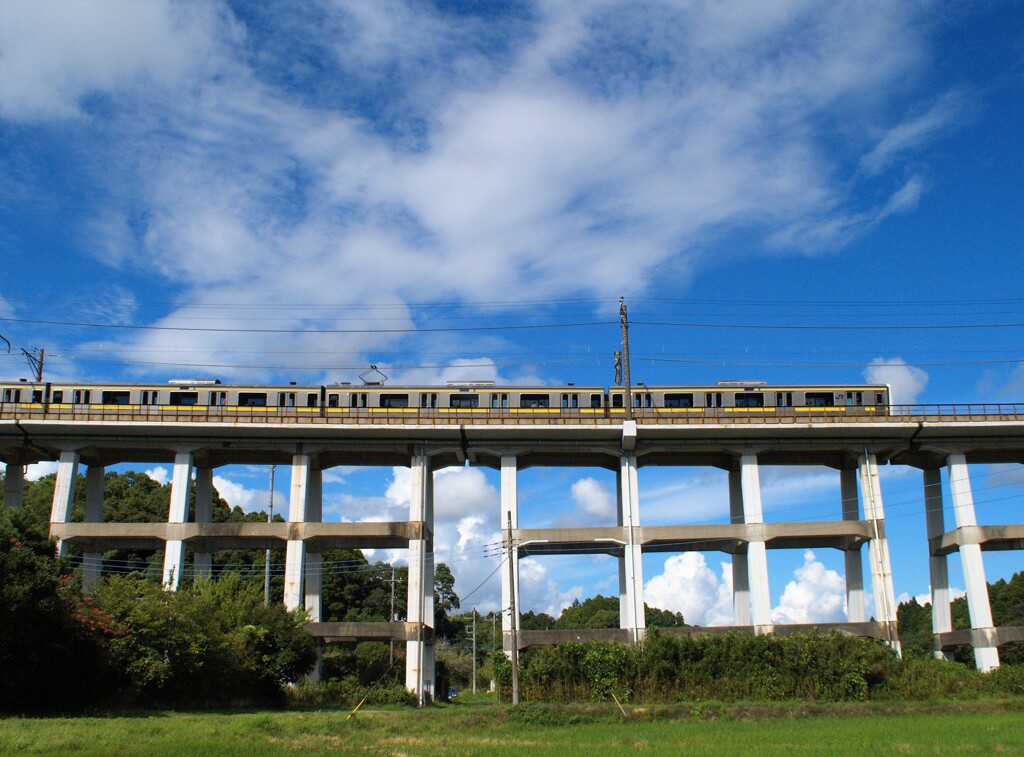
<box><xmin>923</xmin><ymin>468</ymin><xmax>954</xmax><ymax>661</ymax></box>
<box><xmin>305</xmin><ymin>468</ymin><xmax>323</xmax><ymax>684</ymax></box>
<box><xmin>739</xmin><ymin>454</ymin><xmax>772</xmax><ymax>630</ymax></box>
<box><xmin>4</xmin><ymin>462</ymin><xmax>25</xmax><ymax>509</ymax></box>
<box><xmin>82</xmin><ymin>465</ymin><xmax>105</xmax><ymax>594</ymax></box>
<box><xmin>858</xmin><ymin>452</ymin><xmax>901</xmax><ymax>654</ymax></box>
<box><xmin>841</xmin><ymin>468</ymin><xmax>866</xmax><ymax>622</ymax></box>
<box><xmin>283</xmin><ymin>454</ymin><xmax>311</xmax><ymax>612</ymax></box>
<box><xmin>50</xmin><ymin>450</ymin><xmax>80</xmax><ymax>557</ymax></box>
<box><xmin>499</xmin><ymin>455</ymin><xmax>520</xmax><ymax>652</ymax></box>
<box><xmin>617</xmin><ymin>454</ymin><xmax>645</xmax><ymax>642</ymax></box>
<box><xmin>947</xmin><ymin>453</ymin><xmax>999</xmax><ymax>671</ymax></box>
<box><xmin>193</xmin><ymin>467</ymin><xmax>214</xmax><ymax>580</ymax></box>
<box><xmin>405</xmin><ymin>451</ymin><xmax>435</xmax><ymax>703</ymax></box>
<box><xmin>162</xmin><ymin>451</ymin><xmax>194</xmax><ymax>590</ymax></box>
<box><xmin>728</xmin><ymin>470</ymin><xmax>750</xmax><ymax>626</ymax></box>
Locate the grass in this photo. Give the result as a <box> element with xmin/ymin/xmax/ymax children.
<box><xmin>2</xmin><ymin>696</ymin><xmax>1024</xmax><ymax>755</ymax></box>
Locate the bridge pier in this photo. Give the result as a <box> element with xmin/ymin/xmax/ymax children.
<box><xmin>406</xmin><ymin>450</ymin><xmax>435</xmax><ymax>703</ymax></box>
<box><xmin>193</xmin><ymin>467</ymin><xmax>214</xmax><ymax>580</ymax></box>
<box><xmin>859</xmin><ymin>451</ymin><xmax>900</xmax><ymax>654</ymax></box>
<box><xmin>841</xmin><ymin>468</ymin><xmax>866</xmax><ymax>622</ymax></box>
<box><xmin>49</xmin><ymin>449</ymin><xmax>80</xmax><ymax>558</ymax></box>
<box><xmin>923</xmin><ymin>468</ymin><xmax>955</xmax><ymax>660</ymax></box>
<box><xmin>947</xmin><ymin>454</ymin><xmax>999</xmax><ymax>671</ymax></box>
<box><xmin>734</xmin><ymin>454</ymin><xmax>773</xmax><ymax>631</ymax></box>
<box><xmin>82</xmin><ymin>465</ymin><xmax>104</xmax><ymax>594</ymax></box>
<box><xmin>618</xmin><ymin>454</ymin><xmax>645</xmax><ymax>642</ymax></box>
<box><xmin>162</xmin><ymin>450</ymin><xmax>194</xmax><ymax>590</ymax></box>
<box><xmin>3</xmin><ymin>461</ymin><xmax>25</xmax><ymax>509</ymax></box>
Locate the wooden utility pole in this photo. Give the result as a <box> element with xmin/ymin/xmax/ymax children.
<box><xmin>505</xmin><ymin>512</ymin><xmax>520</xmax><ymax>704</ymax></box>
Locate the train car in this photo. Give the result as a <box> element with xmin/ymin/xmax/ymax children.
<box><xmin>607</xmin><ymin>381</ymin><xmax>890</xmax><ymax>414</ymax></box>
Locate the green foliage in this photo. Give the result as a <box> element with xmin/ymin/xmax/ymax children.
<box><xmin>94</xmin><ymin>573</ymin><xmax>317</xmax><ymax>706</ymax></box>
<box><xmin>0</xmin><ymin>508</ymin><xmax>117</xmax><ymax>713</ymax></box>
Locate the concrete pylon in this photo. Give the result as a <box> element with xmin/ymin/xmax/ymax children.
<box><xmin>947</xmin><ymin>453</ymin><xmax>999</xmax><ymax>671</ymax></box>
<box><xmin>737</xmin><ymin>454</ymin><xmax>772</xmax><ymax>631</ymax></box>
<box><xmin>406</xmin><ymin>450</ymin><xmax>435</xmax><ymax>703</ymax></box>
<box><xmin>193</xmin><ymin>467</ymin><xmax>214</xmax><ymax>580</ymax></box>
<box><xmin>283</xmin><ymin>454</ymin><xmax>311</xmax><ymax>611</ymax></box>
<box><xmin>858</xmin><ymin>452</ymin><xmax>901</xmax><ymax>655</ymax></box>
<box><xmin>82</xmin><ymin>465</ymin><xmax>105</xmax><ymax>594</ymax></box>
<box><xmin>499</xmin><ymin>455</ymin><xmax>520</xmax><ymax>653</ymax></box>
<box><xmin>50</xmin><ymin>450</ymin><xmax>80</xmax><ymax>558</ymax></box>
<box><xmin>617</xmin><ymin>454</ymin><xmax>645</xmax><ymax>642</ymax></box>
<box><xmin>728</xmin><ymin>469</ymin><xmax>750</xmax><ymax>626</ymax></box>
<box><xmin>923</xmin><ymin>468</ymin><xmax>954</xmax><ymax>661</ymax></box>
<box><xmin>162</xmin><ymin>451</ymin><xmax>194</xmax><ymax>590</ymax></box>
<box><xmin>841</xmin><ymin>468</ymin><xmax>866</xmax><ymax>622</ymax></box>
<box><xmin>3</xmin><ymin>462</ymin><xmax>25</xmax><ymax>509</ymax></box>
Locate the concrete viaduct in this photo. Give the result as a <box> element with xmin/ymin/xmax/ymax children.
<box><xmin>2</xmin><ymin>403</ymin><xmax>1024</xmax><ymax>700</ymax></box>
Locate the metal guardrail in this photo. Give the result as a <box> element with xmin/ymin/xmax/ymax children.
<box><xmin>2</xmin><ymin>403</ymin><xmax>1024</xmax><ymax>426</ymax></box>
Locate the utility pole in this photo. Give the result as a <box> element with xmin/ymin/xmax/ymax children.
<box><xmin>620</xmin><ymin>298</ymin><xmax>633</xmax><ymax>420</ymax></box>
<box><xmin>472</xmin><ymin>609</ymin><xmax>478</xmax><ymax>694</ymax></box>
<box><xmin>22</xmin><ymin>348</ymin><xmax>43</xmax><ymax>382</ymax></box>
<box><xmin>264</xmin><ymin>464</ymin><xmax>276</xmax><ymax>606</ymax></box>
<box><xmin>505</xmin><ymin>512</ymin><xmax>520</xmax><ymax>704</ymax></box>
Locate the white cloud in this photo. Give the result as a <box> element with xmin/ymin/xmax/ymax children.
<box><xmin>771</xmin><ymin>550</ymin><xmax>847</xmax><ymax>624</ymax></box>
<box><xmin>518</xmin><ymin>557</ymin><xmax>584</xmax><ymax>619</ymax></box>
<box><xmin>570</xmin><ymin>477</ymin><xmax>616</xmax><ymax>520</ymax></box>
<box><xmin>0</xmin><ymin>2</ymin><xmax>958</xmax><ymax>378</ymax></box>
<box><xmin>212</xmin><ymin>474</ymin><xmax>283</xmax><ymax>515</ymax></box>
<box><xmin>896</xmin><ymin>586</ymin><xmax>966</xmax><ymax>607</ymax></box>
<box><xmin>144</xmin><ymin>466</ymin><xmax>169</xmax><ymax>485</ymax></box>
<box><xmin>864</xmin><ymin>357</ymin><xmax>929</xmax><ymax>404</ymax></box>
<box><xmin>644</xmin><ymin>553</ymin><xmax>734</xmax><ymax>626</ymax></box>
<box><xmin>25</xmin><ymin>461</ymin><xmax>58</xmax><ymax>481</ymax></box>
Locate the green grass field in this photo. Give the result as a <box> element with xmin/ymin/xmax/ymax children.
<box><xmin>3</xmin><ymin>697</ymin><xmax>1023</xmax><ymax>755</ymax></box>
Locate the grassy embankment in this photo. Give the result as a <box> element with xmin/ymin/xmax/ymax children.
<box><xmin>2</xmin><ymin>695</ymin><xmax>1024</xmax><ymax>755</ymax></box>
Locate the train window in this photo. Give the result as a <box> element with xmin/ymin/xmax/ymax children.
<box><xmin>590</xmin><ymin>393</ymin><xmax>602</xmax><ymax>408</ymax></box>
<box><xmin>328</xmin><ymin>393</ymin><xmax>339</xmax><ymax>407</ymax></box>
<box><xmin>450</xmin><ymin>394</ymin><xmax>480</xmax><ymax>409</ymax></box>
<box><xmin>142</xmin><ymin>391</ymin><xmax>149</xmax><ymax>404</ymax></box>
<box><xmin>52</xmin><ymin>390</ymin><xmax>63</xmax><ymax>403</ymax></box>
<box><xmin>805</xmin><ymin>392</ymin><xmax>834</xmax><ymax>407</ymax></box>
<box><xmin>380</xmin><ymin>394</ymin><xmax>409</xmax><ymax>408</ymax></box>
<box><xmin>306</xmin><ymin>393</ymin><xmax>318</xmax><ymax>407</ymax></box>
<box><xmin>735</xmin><ymin>392</ymin><xmax>764</xmax><ymax>408</ymax></box>
<box><xmin>876</xmin><ymin>392</ymin><xmax>884</xmax><ymax>404</ymax></box>
<box><xmin>2</xmin><ymin>389</ymin><xmax>15</xmax><ymax>403</ymax></box>
<box><xmin>612</xmin><ymin>394</ymin><xmax>623</xmax><ymax>408</ymax></box>
<box><xmin>419</xmin><ymin>392</ymin><xmax>438</xmax><ymax>409</ymax></box>
<box><xmin>520</xmin><ymin>393</ymin><xmax>550</xmax><ymax>408</ymax></box>
<box><xmin>102</xmin><ymin>391</ymin><xmax>131</xmax><ymax>405</ymax></box>
<box><xmin>665</xmin><ymin>393</ymin><xmax>694</xmax><ymax>408</ymax></box>
<box><xmin>169</xmin><ymin>391</ymin><xmax>199</xmax><ymax>406</ymax></box>
<box><xmin>31</xmin><ymin>390</ymin><xmax>43</xmax><ymax>402</ymax></box>
<box><xmin>239</xmin><ymin>392</ymin><xmax>268</xmax><ymax>407</ymax></box>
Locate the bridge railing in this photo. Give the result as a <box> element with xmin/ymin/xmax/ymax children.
<box><xmin>3</xmin><ymin>402</ymin><xmax>1024</xmax><ymax>425</ymax></box>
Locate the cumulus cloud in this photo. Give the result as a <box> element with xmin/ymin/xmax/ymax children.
<box><xmin>570</xmin><ymin>477</ymin><xmax>616</xmax><ymax>521</ymax></box>
<box><xmin>864</xmin><ymin>357</ymin><xmax>929</xmax><ymax>404</ymax></box>
<box><xmin>212</xmin><ymin>474</ymin><xmax>284</xmax><ymax>515</ymax></box>
<box><xmin>144</xmin><ymin>466</ymin><xmax>169</xmax><ymax>485</ymax></box>
<box><xmin>644</xmin><ymin>553</ymin><xmax>734</xmax><ymax>626</ymax></box>
<box><xmin>519</xmin><ymin>557</ymin><xmax>584</xmax><ymax>619</ymax></box>
<box><xmin>25</xmin><ymin>461</ymin><xmax>58</xmax><ymax>481</ymax></box>
<box><xmin>771</xmin><ymin>551</ymin><xmax>847</xmax><ymax>624</ymax></box>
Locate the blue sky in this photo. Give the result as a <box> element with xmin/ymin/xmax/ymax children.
<box><xmin>2</xmin><ymin>1</ymin><xmax>1023</xmax><ymax>622</ymax></box>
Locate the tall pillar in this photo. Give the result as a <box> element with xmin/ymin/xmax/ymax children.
<box><xmin>947</xmin><ymin>453</ymin><xmax>999</xmax><ymax>671</ymax></box>
<box><xmin>738</xmin><ymin>454</ymin><xmax>772</xmax><ymax>630</ymax></box>
<box><xmin>162</xmin><ymin>451</ymin><xmax>194</xmax><ymax>590</ymax></box>
<box><xmin>617</xmin><ymin>455</ymin><xmax>645</xmax><ymax>642</ymax></box>
<box><xmin>405</xmin><ymin>451</ymin><xmax>435</xmax><ymax>703</ymax></box>
<box><xmin>193</xmin><ymin>467</ymin><xmax>214</xmax><ymax>580</ymax></box>
<box><xmin>50</xmin><ymin>450</ymin><xmax>80</xmax><ymax>557</ymax></box>
<box><xmin>283</xmin><ymin>454</ymin><xmax>311</xmax><ymax>612</ymax></box>
<box><xmin>305</xmin><ymin>469</ymin><xmax>324</xmax><ymax>684</ymax></box>
<box><xmin>82</xmin><ymin>465</ymin><xmax>105</xmax><ymax>594</ymax></box>
<box><xmin>858</xmin><ymin>452</ymin><xmax>901</xmax><ymax>654</ymax></box>
<box><xmin>841</xmin><ymin>468</ymin><xmax>866</xmax><ymax>622</ymax></box>
<box><xmin>923</xmin><ymin>468</ymin><xmax>954</xmax><ymax>661</ymax></box>
<box><xmin>4</xmin><ymin>462</ymin><xmax>25</xmax><ymax>509</ymax></box>
<box><xmin>729</xmin><ymin>469</ymin><xmax>750</xmax><ymax>626</ymax></box>
<box><xmin>499</xmin><ymin>455</ymin><xmax>520</xmax><ymax>652</ymax></box>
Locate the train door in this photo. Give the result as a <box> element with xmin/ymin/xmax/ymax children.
<box><xmin>351</xmin><ymin>393</ymin><xmax>367</xmax><ymax>408</ymax></box>
<box><xmin>704</xmin><ymin>392</ymin><xmax>722</xmax><ymax>409</ymax></box>
<box><xmin>490</xmin><ymin>393</ymin><xmax>508</xmax><ymax>409</ymax></box>
<box><xmin>420</xmin><ymin>392</ymin><xmax>437</xmax><ymax>409</ymax></box>
<box><xmin>561</xmin><ymin>393</ymin><xmax>579</xmax><ymax>409</ymax></box>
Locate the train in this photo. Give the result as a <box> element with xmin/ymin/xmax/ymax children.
<box><xmin>0</xmin><ymin>378</ymin><xmax>891</xmax><ymax>416</ymax></box>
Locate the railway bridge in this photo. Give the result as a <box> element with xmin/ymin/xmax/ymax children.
<box><xmin>2</xmin><ymin>403</ymin><xmax>1024</xmax><ymax>700</ymax></box>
